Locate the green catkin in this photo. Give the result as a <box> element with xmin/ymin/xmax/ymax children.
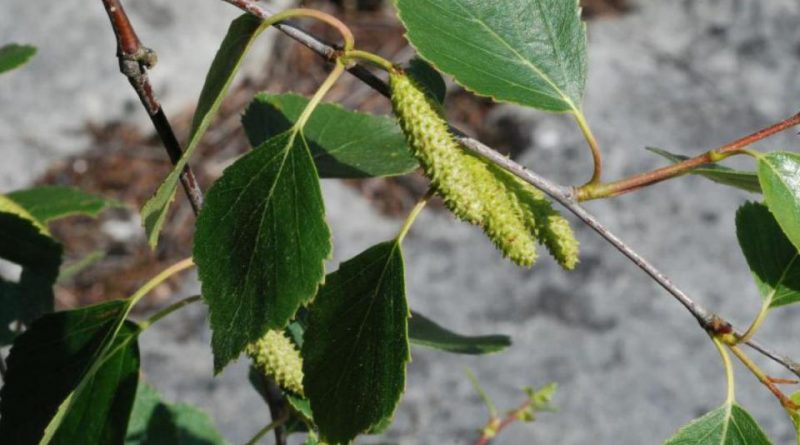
<box><xmin>500</xmin><ymin>167</ymin><xmax>580</xmax><ymax>270</ymax></box>
<box><xmin>389</xmin><ymin>71</ymin><xmax>579</xmax><ymax>269</ymax></box>
<box><xmin>246</xmin><ymin>330</ymin><xmax>304</xmax><ymax>396</ymax></box>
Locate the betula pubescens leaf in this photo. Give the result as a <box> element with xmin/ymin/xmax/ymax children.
<box><xmin>662</xmin><ymin>402</ymin><xmax>773</xmax><ymax>445</ymax></box>
<box><xmin>0</xmin><ymin>300</ymin><xmax>140</xmax><ymax>445</ymax></box>
<box><xmin>395</xmin><ymin>0</ymin><xmax>587</xmax><ymax>113</ymax></box>
<box><xmin>408</xmin><ymin>310</ymin><xmax>511</xmax><ymax>354</ymax></box>
<box><xmin>242</xmin><ymin>93</ymin><xmax>417</xmax><ymax>178</ymax></box>
<box><xmin>303</xmin><ymin>241</ymin><xmax>409</xmax><ymax>444</ymax></box>
<box><xmin>125</xmin><ymin>384</ymin><xmax>227</xmax><ymax>445</ymax></box>
<box><xmin>758</xmin><ymin>151</ymin><xmax>800</xmax><ymax>251</ymax></box>
<box><xmin>390</xmin><ymin>71</ymin><xmax>578</xmax><ymax>268</ymax></box>
<box><xmin>0</xmin><ymin>43</ymin><xmax>36</xmax><ymax>74</ymax></box>
<box><xmin>736</xmin><ymin>202</ymin><xmax>800</xmax><ymax>308</ymax></box>
<box><xmin>246</xmin><ymin>329</ymin><xmax>305</xmax><ymax>396</ymax></box>
<box><xmin>646</xmin><ymin>147</ymin><xmax>761</xmax><ymax>193</ymax></box>
<box><xmin>0</xmin><ymin>213</ymin><xmax>62</xmax><ymax>346</ymax></box>
<box><xmin>142</xmin><ymin>14</ymin><xmax>265</xmax><ymax>248</ymax></box>
<box><xmin>194</xmin><ymin>130</ymin><xmax>330</xmax><ymax>373</ymax></box>
<box><xmin>7</xmin><ymin>186</ymin><xmax>122</xmax><ymax>224</ymax></box>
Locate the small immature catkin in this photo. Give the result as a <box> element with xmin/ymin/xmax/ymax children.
<box><xmin>389</xmin><ymin>71</ymin><xmax>579</xmax><ymax>269</ymax></box>
<box><xmin>246</xmin><ymin>330</ymin><xmax>304</xmax><ymax>396</ymax></box>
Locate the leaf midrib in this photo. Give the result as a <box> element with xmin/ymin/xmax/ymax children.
<box><xmin>449</xmin><ymin>0</ymin><xmax>580</xmax><ymax>112</ymax></box>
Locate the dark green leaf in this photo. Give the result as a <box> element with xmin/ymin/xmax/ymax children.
<box><xmin>406</xmin><ymin>57</ymin><xmax>446</xmax><ymax>104</ymax></box>
<box><xmin>758</xmin><ymin>152</ymin><xmax>800</xmax><ymax>251</ymax></box>
<box><xmin>736</xmin><ymin>202</ymin><xmax>800</xmax><ymax>308</ymax></box>
<box><xmin>395</xmin><ymin>0</ymin><xmax>587</xmax><ymax>112</ymax></box>
<box><xmin>0</xmin><ymin>44</ymin><xmax>36</xmax><ymax>74</ymax></box>
<box><xmin>242</xmin><ymin>93</ymin><xmax>417</xmax><ymax>178</ymax></box>
<box><xmin>663</xmin><ymin>403</ymin><xmax>773</xmax><ymax>445</ymax></box>
<box><xmin>0</xmin><ymin>301</ymin><xmax>140</xmax><ymax>445</ymax></box>
<box><xmin>7</xmin><ymin>186</ymin><xmax>122</xmax><ymax>223</ymax></box>
<box><xmin>646</xmin><ymin>147</ymin><xmax>761</xmax><ymax>193</ymax></box>
<box><xmin>194</xmin><ymin>130</ymin><xmax>330</xmax><ymax>372</ymax></box>
<box><xmin>0</xmin><ymin>212</ymin><xmax>62</xmax><ymax>346</ymax></box>
<box><xmin>303</xmin><ymin>241</ymin><xmax>409</xmax><ymax>444</ymax></box>
<box><xmin>125</xmin><ymin>384</ymin><xmax>227</xmax><ymax>445</ymax></box>
<box><xmin>142</xmin><ymin>13</ymin><xmax>266</xmax><ymax>248</ymax></box>
<box><xmin>408</xmin><ymin>310</ymin><xmax>510</xmax><ymax>354</ymax></box>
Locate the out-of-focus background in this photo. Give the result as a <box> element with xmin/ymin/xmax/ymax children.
<box><xmin>2</xmin><ymin>0</ymin><xmax>800</xmax><ymax>443</ymax></box>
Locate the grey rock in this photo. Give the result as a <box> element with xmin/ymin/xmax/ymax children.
<box><xmin>4</xmin><ymin>0</ymin><xmax>800</xmax><ymax>444</ymax></box>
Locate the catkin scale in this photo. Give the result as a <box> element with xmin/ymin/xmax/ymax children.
<box><xmin>390</xmin><ymin>71</ymin><xmax>579</xmax><ymax>269</ymax></box>
<box><xmin>246</xmin><ymin>329</ymin><xmax>305</xmax><ymax>395</ymax></box>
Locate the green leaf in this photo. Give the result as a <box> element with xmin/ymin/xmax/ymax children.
<box><xmin>7</xmin><ymin>186</ymin><xmax>122</xmax><ymax>223</ymax></box>
<box><xmin>395</xmin><ymin>0</ymin><xmax>587</xmax><ymax>112</ymax></box>
<box><xmin>0</xmin><ymin>195</ymin><xmax>47</xmax><ymax>233</ymax></box>
<box><xmin>406</xmin><ymin>57</ymin><xmax>446</xmax><ymax>104</ymax></box>
<box><xmin>194</xmin><ymin>130</ymin><xmax>330</xmax><ymax>372</ymax></box>
<box><xmin>0</xmin><ymin>301</ymin><xmax>140</xmax><ymax>445</ymax></box>
<box><xmin>736</xmin><ymin>202</ymin><xmax>800</xmax><ymax>308</ymax></box>
<box><xmin>758</xmin><ymin>152</ymin><xmax>800</xmax><ymax>251</ymax></box>
<box><xmin>0</xmin><ymin>43</ymin><xmax>36</xmax><ymax>74</ymax></box>
<box><xmin>0</xmin><ymin>212</ymin><xmax>62</xmax><ymax>346</ymax></box>
<box><xmin>663</xmin><ymin>403</ymin><xmax>773</xmax><ymax>445</ymax></box>
<box><xmin>408</xmin><ymin>310</ymin><xmax>510</xmax><ymax>354</ymax></box>
<box><xmin>303</xmin><ymin>241</ymin><xmax>409</xmax><ymax>444</ymax></box>
<box><xmin>141</xmin><ymin>13</ymin><xmax>267</xmax><ymax>248</ymax></box>
<box><xmin>125</xmin><ymin>384</ymin><xmax>228</xmax><ymax>445</ymax></box>
<box><xmin>242</xmin><ymin>93</ymin><xmax>418</xmax><ymax>178</ymax></box>
<box><xmin>646</xmin><ymin>147</ymin><xmax>761</xmax><ymax>193</ymax></box>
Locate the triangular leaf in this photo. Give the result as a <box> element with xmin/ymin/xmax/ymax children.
<box><xmin>758</xmin><ymin>152</ymin><xmax>800</xmax><ymax>251</ymax></box>
<box><xmin>125</xmin><ymin>384</ymin><xmax>228</xmax><ymax>445</ymax></box>
<box><xmin>303</xmin><ymin>241</ymin><xmax>409</xmax><ymax>444</ymax></box>
<box><xmin>408</xmin><ymin>310</ymin><xmax>510</xmax><ymax>354</ymax></box>
<box><xmin>736</xmin><ymin>202</ymin><xmax>800</xmax><ymax>308</ymax></box>
<box><xmin>7</xmin><ymin>186</ymin><xmax>122</xmax><ymax>223</ymax></box>
<box><xmin>0</xmin><ymin>301</ymin><xmax>140</xmax><ymax>445</ymax></box>
<box><xmin>395</xmin><ymin>0</ymin><xmax>587</xmax><ymax>112</ymax></box>
<box><xmin>141</xmin><ymin>13</ymin><xmax>267</xmax><ymax>248</ymax></box>
<box><xmin>194</xmin><ymin>130</ymin><xmax>330</xmax><ymax>372</ymax></box>
<box><xmin>647</xmin><ymin>147</ymin><xmax>761</xmax><ymax>193</ymax></box>
<box><xmin>663</xmin><ymin>402</ymin><xmax>773</xmax><ymax>445</ymax></box>
<box><xmin>0</xmin><ymin>43</ymin><xmax>36</xmax><ymax>74</ymax></box>
<box><xmin>0</xmin><ymin>212</ymin><xmax>62</xmax><ymax>346</ymax></box>
<box><xmin>242</xmin><ymin>93</ymin><xmax>417</xmax><ymax>178</ymax></box>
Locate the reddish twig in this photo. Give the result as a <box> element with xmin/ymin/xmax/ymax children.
<box><xmin>576</xmin><ymin>112</ymin><xmax>800</xmax><ymax>200</ymax></box>
<box><xmin>473</xmin><ymin>400</ymin><xmax>535</xmax><ymax>445</ymax></box>
<box><xmin>100</xmin><ymin>0</ymin><xmax>204</xmax><ymax>214</ymax></box>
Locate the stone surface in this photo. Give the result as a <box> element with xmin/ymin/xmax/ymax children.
<box><xmin>4</xmin><ymin>0</ymin><xmax>800</xmax><ymax>444</ymax></box>
<box><xmin>0</xmin><ymin>0</ymin><xmax>288</xmax><ymax>190</ymax></box>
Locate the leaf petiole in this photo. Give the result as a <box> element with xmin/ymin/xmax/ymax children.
<box><xmin>396</xmin><ymin>188</ymin><xmax>434</xmax><ymax>243</ymax></box>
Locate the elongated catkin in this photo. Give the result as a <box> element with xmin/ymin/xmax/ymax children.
<box><xmin>390</xmin><ymin>71</ymin><xmax>578</xmax><ymax>269</ymax></box>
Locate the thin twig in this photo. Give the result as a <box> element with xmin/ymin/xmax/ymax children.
<box><xmin>222</xmin><ymin>0</ymin><xmax>800</xmax><ymax>379</ymax></box>
<box><xmin>259</xmin><ymin>373</ymin><xmax>289</xmax><ymax>445</ymax></box>
<box><xmin>472</xmin><ymin>399</ymin><xmax>535</xmax><ymax>445</ymax></box>
<box><xmin>100</xmin><ymin>0</ymin><xmax>204</xmax><ymax>214</ymax></box>
<box><xmin>577</xmin><ymin>112</ymin><xmax>800</xmax><ymax>200</ymax></box>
